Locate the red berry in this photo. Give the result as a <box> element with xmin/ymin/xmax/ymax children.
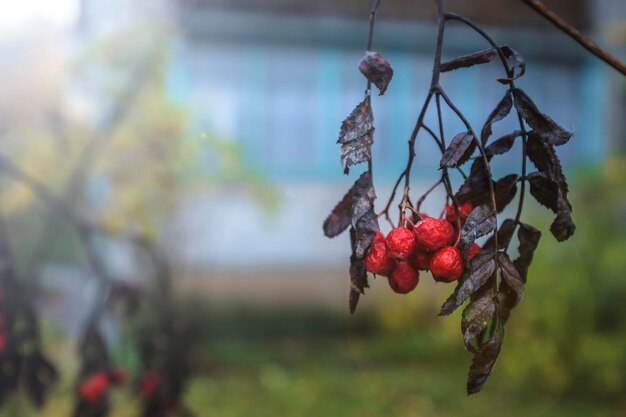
<box><xmin>385</xmin><ymin>227</ymin><xmax>416</xmax><ymax>260</ymax></box>
<box><xmin>430</xmin><ymin>246</ymin><xmax>464</xmax><ymax>282</ymax></box>
<box><xmin>364</xmin><ymin>242</ymin><xmax>395</xmax><ymax>276</ymax></box>
<box><xmin>445</xmin><ymin>202</ymin><xmax>473</xmax><ymax>225</ymax></box>
<box><xmin>373</xmin><ymin>231</ymin><xmax>385</xmax><ymax>244</ymax></box>
<box><xmin>444</xmin><ymin>220</ymin><xmax>457</xmax><ymax>245</ymax></box>
<box><xmin>0</xmin><ymin>332</ymin><xmax>6</xmax><ymax>355</ymax></box>
<box><xmin>411</xmin><ymin>249</ymin><xmax>433</xmax><ymax>271</ymax></box>
<box><xmin>109</xmin><ymin>367</ymin><xmax>128</xmax><ymax>385</ymax></box>
<box><xmin>467</xmin><ymin>243</ymin><xmax>481</xmax><ymax>261</ymax></box>
<box><xmin>413</xmin><ymin>217</ymin><xmax>451</xmax><ymax>252</ymax></box>
<box><xmin>79</xmin><ymin>372</ymin><xmax>109</xmax><ymax>405</ymax></box>
<box><xmin>138</xmin><ymin>370</ymin><xmax>163</xmax><ymax>399</ymax></box>
<box><xmin>388</xmin><ymin>262</ymin><xmax>419</xmax><ymax>294</ymax></box>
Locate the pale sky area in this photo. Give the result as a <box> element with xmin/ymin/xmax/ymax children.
<box><xmin>0</xmin><ymin>0</ymin><xmax>78</xmax><ymax>36</ymax></box>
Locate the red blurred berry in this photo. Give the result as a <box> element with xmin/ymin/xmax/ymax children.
<box><xmin>388</xmin><ymin>262</ymin><xmax>419</xmax><ymax>294</ymax></box>
<box><xmin>79</xmin><ymin>372</ymin><xmax>109</xmax><ymax>405</ymax></box>
<box><xmin>138</xmin><ymin>370</ymin><xmax>163</xmax><ymax>399</ymax></box>
<box><xmin>430</xmin><ymin>246</ymin><xmax>464</xmax><ymax>282</ymax></box>
<box><xmin>0</xmin><ymin>332</ymin><xmax>6</xmax><ymax>355</ymax></box>
<box><xmin>467</xmin><ymin>243</ymin><xmax>481</xmax><ymax>261</ymax></box>
<box><xmin>445</xmin><ymin>202</ymin><xmax>473</xmax><ymax>225</ymax></box>
<box><xmin>411</xmin><ymin>249</ymin><xmax>433</xmax><ymax>271</ymax></box>
<box><xmin>109</xmin><ymin>367</ymin><xmax>128</xmax><ymax>385</ymax></box>
<box><xmin>373</xmin><ymin>231</ymin><xmax>385</xmax><ymax>244</ymax></box>
<box><xmin>385</xmin><ymin>227</ymin><xmax>416</xmax><ymax>260</ymax></box>
<box><xmin>413</xmin><ymin>217</ymin><xmax>451</xmax><ymax>252</ymax></box>
<box><xmin>364</xmin><ymin>242</ymin><xmax>395</xmax><ymax>276</ymax></box>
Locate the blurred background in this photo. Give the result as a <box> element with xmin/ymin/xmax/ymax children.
<box><xmin>0</xmin><ymin>0</ymin><xmax>625</xmax><ymax>416</ymax></box>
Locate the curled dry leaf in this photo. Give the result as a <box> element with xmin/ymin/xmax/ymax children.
<box><xmin>359</xmin><ymin>51</ymin><xmax>394</xmax><ymax>95</ymax></box>
<box><xmin>338</xmin><ymin>98</ymin><xmax>374</xmax><ymax>174</ymax></box>
<box><xmin>441</xmin><ymin>48</ymin><xmax>497</xmax><ymax>72</ymax></box>
<box><xmin>497</xmin><ymin>46</ymin><xmax>526</xmax><ymax>84</ymax></box>
<box><xmin>514</xmin><ymin>222</ymin><xmax>542</xmax><ymax>280</ymax></box>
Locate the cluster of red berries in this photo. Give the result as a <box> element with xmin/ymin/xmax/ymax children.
<box><xmin>364</xmin><ymin>202</ymin><xmax>480</xmax><ymax>294</ymax></box>
<box><xmin>78</xmin><ymin>367</ymin><xmax>128</xmax><ymax>405</ymax></box>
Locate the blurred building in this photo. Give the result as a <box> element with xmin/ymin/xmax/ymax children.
<box><xmin>78</xmin><ymin>0</ymin><xmax>625</xmax><ymax>272</ymax></box>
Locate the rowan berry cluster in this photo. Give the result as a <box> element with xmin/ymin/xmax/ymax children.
<box><xmin>364</xmin><ymin>202</ymin><xmax>480</xmax><ymax>294</ymax></box>
<box><xmin>78</xmin><ymin>367</ymin><xmax>128</xmax><ymax>405</ymax></box>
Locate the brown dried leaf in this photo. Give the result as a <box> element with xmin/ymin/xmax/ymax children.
<box><xmin>440</xmin><ymin>132</ymin><xmax>477</xmax><ymax>168</ymax></box>
<box><xmin>485</xmin><ymin>131</ymin><xmax>522</xmax><ymax>157</ymax></box>
<box><xmin>459</xmin><ymin>205</ymin><xmax>496</xmax><ymax>250</ymax></box>
<box><xmin>462</xmin><ymin>285</ymin><xmax>496</xmax><ymax>353</ymax></box>
<box><xmin>494</xmin><ymin>174</ymin><xmax>519</xmax><ymax>213</ymax></box>
<box><xmin>441</xmin><ymin>48</ymin><xmax>497</xmax><ymax>72</ymax></box>
<box><xmin>513</xmin><ymin>89</ymin><xmax>572</xmax><ymax>146</ymax></box>
<box><xmin>467</xmin><ymin>318</ymin><xmax>504</xmax><ymax>394</ymax></box>
<box><xmin>514</xmin><ymin>222</ymin><xmax>541</xmax><ymax>281</ymax></box>
<box><xmin>338</xmin><ymin>98</ymin><xmax>374</xmax><ymax>174</ymax></box>
<box><xmin>323</xmin><ymin>186</ymin><xmax>354</xmax><ymax>238</ymax></box>
<box><xmin>359</xmin><ymin>51</ymin><xmax>394</xmax><ymax>95</ymax></box>
<box><xmin>439</xmin><ymin>251</ymin><xmax>496</xmax><ymax>316</ymax></box>
<box><xmin>481</xmin><ymin>93</ymin><xmax>513</xmax><ymax>145</ymax></box>
<box><xmin>497</xmin><ymin>252</ymin><xmax>524</xmax><ymax>307</ymax></box>
<box><xmin>497</xmin><ymin>46</ymin><xmax>526</xmax><ymax>84</ymax></box>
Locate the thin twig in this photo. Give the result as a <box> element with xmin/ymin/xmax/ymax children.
<box><xmin>521</xmin><ymin>0</ymin><xmax>626</xmax><ymax>76</ymax></box>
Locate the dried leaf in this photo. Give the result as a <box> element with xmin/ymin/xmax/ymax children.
<box><xmin>338</xmin><ymin>98</ymin><xmax>374</xmax><ymax>174</ymax></box>
<box><xmin>462</xmin><ymin>285</ymin><xmax>496</xmax><ymax>353</ymax></box>
<box><xmin>527</xmin><ymin>171</ymin><xmax>559</xmax><ymax>212</ymax></box>
<box><xmin>494</xmin><ymin>174</ymin><xmax>519</xmax><ymax>213</ymax></box>
<box><xmin>514</xmin><ymin>222</ymin><xmax>541</xmax><ymax>281</ymax></box>
<box><xmin>550</xmin><ymin>201</ymin><xmax>575</xmax><ymax>242</ymax></box>
<box><xmin>359</xmin><ymin>51</ymin><xmax>394</xmax><ymax>95</ymax></box>
<box><xmin>527</xmin><ymin>132</ymin><xmax>569</xmax><ymax>201</ymax></box>
<box><xmin>481</xmin><ymin>93</ymin><xmax>513</xmax><ymax>145</ymax></box>
<box><xmin>323</xmin><ymin>186</ymin><xmax>354</xmax><ymax>238</ymax></box>
<box><xmin>348</xmin><ymin>172</ymin><xmax>379</xmax><ymax>313</ymax></box>
<box><xmin>513</xmin><ymin>89</ymin><xmax>572</xmax><ymax>146</ymax></box>
<box><xmin>497</xmin><ymin>252</ymin><xmax>524</xmax><ymax>307</ymax></box>
<box><xmin>349</xmin><ymin>227</ymin><xmax>367</xmax><ymax>314</ymax></box>
<box><xmin>440</xmin><ymin>132</ymin><xmax>477</xmax><ymax>168</ymax></box>
<box><xmin>467</xmin><ymin>318</ymin><xmax>504</xmax><ymax>394</ymax></box>
<box><xmin>459</xmin><ymin>205</ymin><xmax>496</xmax><ymax>250</ymax></box>
<box><xmin>485</xmin><ymin>131</ymin><xmax>522</xmax><ymax>157</ymax></box>
<box><xmin>526</xmin><ymin>133</ymin><xmax>574</xmax><ymax>241</ymax></box>
<box><xmin>439</xmin><ymin>251</ymin><xmax>496</xmax><ymax>316</ymax></box>
<box><xmin>456</xmin><ymin>160</ymin><xmax>490</xmax><ymax>205</ymax></box>
<box><xmin>497</xmin><ymin>46</ymin><xmax>526</xmax><ymax>84</ymax></box>
<box><xmin>351</xmin><ymin>172</ymin><xmax>379</xmax><ymax>258</ymax></box>
<box><xmin>441</xmin><ymin>48</ymin><xmax>497</xmax><ymax>72</ymax></box>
